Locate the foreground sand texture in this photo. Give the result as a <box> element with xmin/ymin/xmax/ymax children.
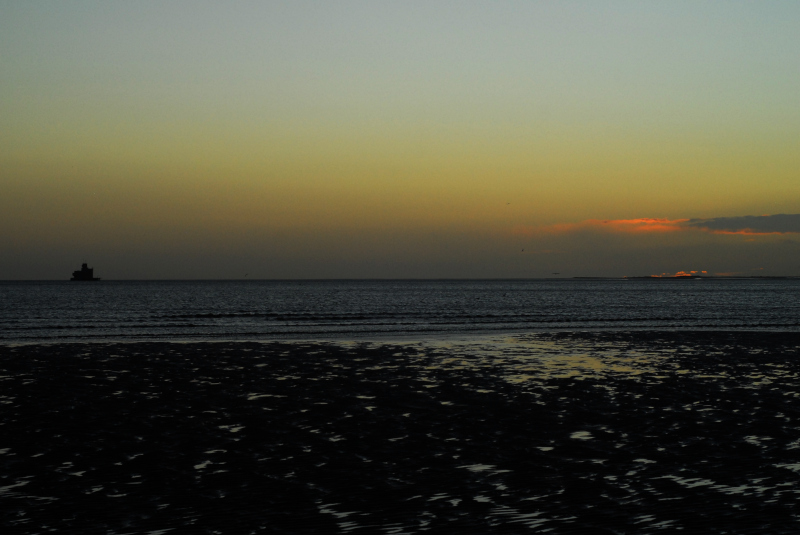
<box><xmin>2</xmin><ymin>332</ymin><xmax>799</xmax><ymax>533</ymax></box>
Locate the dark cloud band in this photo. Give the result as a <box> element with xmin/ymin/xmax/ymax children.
<box><xmin>685</xmin><ymin>214</ymin><xmax>800</xmax><ymax>234</ymax></box>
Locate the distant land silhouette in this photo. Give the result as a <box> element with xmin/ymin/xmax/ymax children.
<box><xmin>70</xmin><ymin>263</ymin><xmax>100</xmax><ymax>281</ymax></box>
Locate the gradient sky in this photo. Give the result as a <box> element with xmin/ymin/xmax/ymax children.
<box><xmin>2</xmin><ymin>1</ymin><xmax>799</xmax><ymax>278</ymax></box>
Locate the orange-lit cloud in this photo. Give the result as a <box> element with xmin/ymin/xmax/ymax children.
<box><xmin>516</xmin><ymin>214</ymin><xmax>800</xmax><ymax>237</ymax></box>
<box><xmin>515</xmin><ymin>218</ymin><xmax>690</xmax><ymax>236</ymax></box>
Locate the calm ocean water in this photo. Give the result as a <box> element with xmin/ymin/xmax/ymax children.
<box><xmin>2</xmin><ymin>279</ymin><xmax>799</xmax><ymax>343</ymax></box>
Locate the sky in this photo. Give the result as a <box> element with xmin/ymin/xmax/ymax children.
<box><xmin>2</xmin><ymin>1</ymin><xmax>799</xmax><ymax>279</ymax></box>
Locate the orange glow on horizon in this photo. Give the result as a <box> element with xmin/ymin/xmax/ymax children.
<box><xmin>644</xmin><ymin>270</ymin><xmax>709</xmax><ymax>278</ymax></box>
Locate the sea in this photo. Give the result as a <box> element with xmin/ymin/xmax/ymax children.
<box><xmin>2</xmin><ymin>278</ymin><xmax>799</xmax><ymax>343</ymax></box>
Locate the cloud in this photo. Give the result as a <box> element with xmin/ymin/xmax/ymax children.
<box><xmin>514</xmin><ymin>218</ymin><xmax>689</xmax><ymax>236</ymax></box>
<box><xmin>516</xmin><ymin>214</ymin><xmax>800</xmax><ymax>237</ymax></box>
<box><xmin>685</xmin><ymin>214</ymin><xmax>800</xmax><ymax>235</ymax></box>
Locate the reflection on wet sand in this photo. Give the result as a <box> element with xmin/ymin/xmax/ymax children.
<box><xmin>1</xmin><ymin>331</ymin><xmax>799</xmax><ymax>533</ymax></box>
<box><xmin>421</xmin><ymin>335</ymin><xmax>665</xmax><ymax>379</ymax></box>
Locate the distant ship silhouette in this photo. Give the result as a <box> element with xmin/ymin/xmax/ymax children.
<box><xmin>70</xmin><ymin>263</ymin><xmax>101</xmax><ymax>281</ymax></box>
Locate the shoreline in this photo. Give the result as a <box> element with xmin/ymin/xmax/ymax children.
<box><xmin>4</xmin><ymin>325</ymin><xmax>800</xmax><ymax>347</ymax></box>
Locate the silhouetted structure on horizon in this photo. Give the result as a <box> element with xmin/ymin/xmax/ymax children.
<box><xmin>70</xmin><ymin>263</ymin><xmax>100</xmax><ymax>281</ymax></box>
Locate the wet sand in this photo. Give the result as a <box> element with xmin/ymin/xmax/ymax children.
<box><xmin>1</xmin><ymin>331</ymin><xmax>799</xmax><ymax>533</ymax></box>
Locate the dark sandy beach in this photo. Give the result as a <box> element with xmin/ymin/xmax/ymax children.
<box><xmin>1</xmin><ymin>331</ymin><xmax>799</xmax><ymax>533</ymax></box>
